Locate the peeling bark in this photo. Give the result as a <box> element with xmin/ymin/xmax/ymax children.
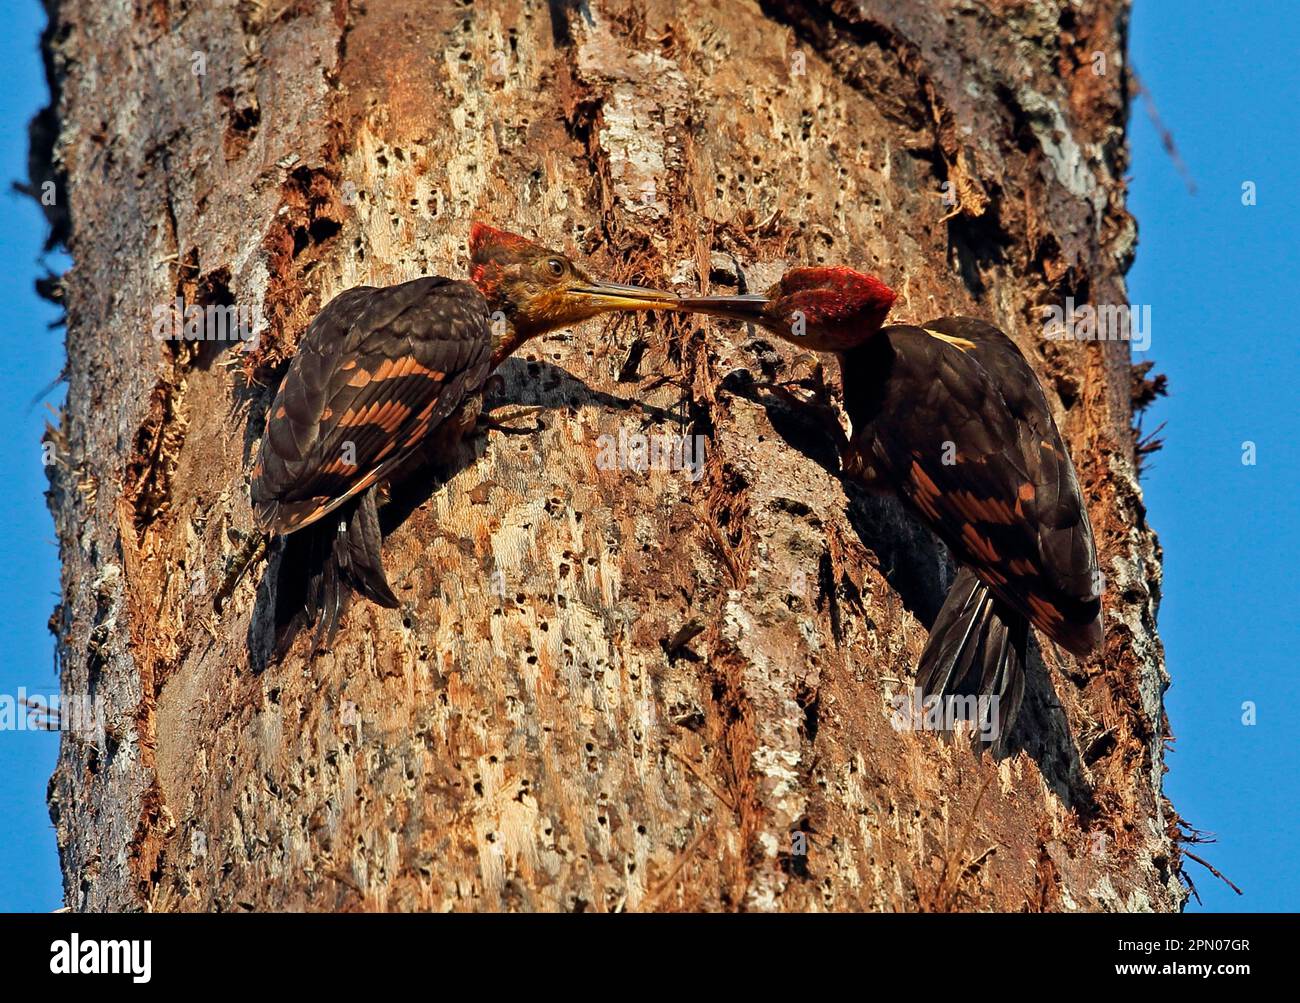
<box><xmin>38</xmin><ymin>0</ymin><xmax>1182</xmax><ymax>912</ymax></box>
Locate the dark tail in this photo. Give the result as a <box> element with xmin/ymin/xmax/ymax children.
<box><xmin>914</xmin><ymin>566</ymin><xmax>1028</xmax><ymax>754</ymax></box>
<box><xmin>271</xmin><ymin>485</ymin><xmax>398</xmax><ymax>659</ymax></box>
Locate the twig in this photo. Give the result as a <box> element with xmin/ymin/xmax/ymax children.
<box><xmin>928</xmin><ymin>773</ymin><xmax>995</xmax><ymax>911</ymax></box>
<box><xmin>640</xmin><ymin>819</ymin><xmax>714</xmax><ymax>911</ymax></box>
<box><xmin>1132</xmin><ymin>69</ymin><xmax>1197</xmax><ymax>195</ymax></box>
<box><xmin>668</xmin><ymin>749</ymin><xmax>734</xmax><ymax>811</ymax></box>
<box><xmin>1182</xmin><ymin>850</ymin><xmax>1243</xmax><ymax>896</ymax></box>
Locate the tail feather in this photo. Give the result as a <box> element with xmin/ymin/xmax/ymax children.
<box><xmin>271</xmin><ymin>486</ymin><xmax>398</xmax><ymax>659</ymax></box>
<box><xmin>340</xmin><ymin>487</ymin><xmax>400</xmax><ymax>608</ymax></box>
<box><xmin>915</xmin><ymin>566</ymin><xmax>1027</xmax><ymax>753</ymax></box>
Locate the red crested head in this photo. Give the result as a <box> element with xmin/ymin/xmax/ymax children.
<box><xmin>673</xmin><ymin>265</ymin><xmax>896</xmax><ymax>353</ymax></box>
<box><xmin>469</xmin><ymin>222</ymin><xmax>540</xmax><ymax>261</ymax></box>
<box><xmin>464</xmin><ymin>220</ymin><xmax>680</xmax><ymax>367</ymax></box>
<box><xmin>772</xmin><ymin>267</ymin><xmax>896</xmax><ymax>322</ymax></box>
<box><xmin>469</xmin><ymin>222</ymin><xmax>543</xmax><ymax>293</ymax></box>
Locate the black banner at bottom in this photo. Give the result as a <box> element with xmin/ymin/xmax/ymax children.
<box><xmin>0</xmin><ymin>911</ymin><xmax>1282</xmax><ymax>988</ymax></box>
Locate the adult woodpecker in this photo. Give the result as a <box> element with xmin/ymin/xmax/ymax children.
<box><xmin>249</xmin><ymin>223</ymin><xmax>680</xmax><ymax>652</ymax></box>
<box><xmin>675</xmin><ymin>268</ymin><xmax>1102</xmax><ymax>748</ymax></box>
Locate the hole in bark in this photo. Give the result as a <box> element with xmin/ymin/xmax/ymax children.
<box><xmin>309</xmin><ymin>217</ymin><xmax>341</xmax><ymax>244</ymax></box>
<box><xmin>798</xmin><ymin>683</ymin><xmax>820</xmax><ymax>743</ymax></box>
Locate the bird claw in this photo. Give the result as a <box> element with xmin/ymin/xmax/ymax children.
<box><xmin>480</xmin><ymin>405</ymin><xmax>545</xmax><ymax>435</ymax></box>
<box><xmin>758</xmin><ymin>377</ymin><xmax>822</xmax><ymax>410</ymax></box>
<box><xmin>756</xmin><ymin>379</ymin><xmax>850</xmax><ymax>454</ymax></box>
<box><xmin>482</xmin><ymin>373</ymin><xmax>508</xmax><ymax>401</ymax></box>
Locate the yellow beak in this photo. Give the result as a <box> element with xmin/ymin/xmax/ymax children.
<box><xmin>568</xmin><ymin>280</ymin><xmax>682</xmax><ymax>313</ymax></box>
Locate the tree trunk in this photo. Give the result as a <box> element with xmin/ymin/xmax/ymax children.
<box><xmin>37</xmin><ymin>0</ymin><xmax>1183</xmax><ymax>912</ymax></box>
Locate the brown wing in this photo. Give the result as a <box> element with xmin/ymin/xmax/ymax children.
<box><xmin>251</xmin><ymin>276</ymin><xmax>492</xmax><ymax>535</ymax></box>
<box><xmin>844</xmin><ymin>317</ymin><xmax>1102</xmax><ymax>654</ymax></box>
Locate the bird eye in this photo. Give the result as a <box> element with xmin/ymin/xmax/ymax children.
<box><xmin>546</xmin><ymin>258</ymin><xmax>565</xmax><ymax>277</ymax></box>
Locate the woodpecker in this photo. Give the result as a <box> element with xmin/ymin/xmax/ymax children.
<box><xmin>249</xmin><ymin>223</ymin><xmax>679</xmax><ymax>652</ymax></box>
<box><xmin>676</xmin><ymin>268</ymin><xmax>1102</xmax><ymax>749</ymax></box>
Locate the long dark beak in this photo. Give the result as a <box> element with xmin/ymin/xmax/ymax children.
<box><xmin>569</xmin><ymin>280</ymin><xmax>681</xmax><ymax>313</ymax></box>
<box><xmin>672</xmin><ymin>293</ymin><xmax>770</xmax><ymax>323</ymax></box>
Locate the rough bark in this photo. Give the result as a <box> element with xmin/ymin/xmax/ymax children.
<box><xmin>37</xmin><ymin>0</ymin><xmax>1183</xmax><ymax>912</ymax></box>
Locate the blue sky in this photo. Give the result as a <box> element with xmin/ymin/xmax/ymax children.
<box><xmin>0</xmin><ymin>3</ymin><xmax>68</xmax><ymax>912</ymax></box>
<box><xmin>1128</xmin><ymin>0</ymin><xmax>1299</xmax><ymax>910</ymax></box>
<box><xmin>0</xmin><ymin>3</ymin><xmax>1295</xmax><ymax>912</ymax></box>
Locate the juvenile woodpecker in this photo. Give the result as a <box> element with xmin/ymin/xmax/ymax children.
<box><xmin>676</xmin><ymin>269</ymin><xmax>1102</xmax><ymax>748</ymax></box>
<box><xmin>250</xmin><ymin>223</ymin><xmax>679</xmax><ymax>652</ymax></box>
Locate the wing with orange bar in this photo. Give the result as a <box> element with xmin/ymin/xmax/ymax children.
<box><xmin>850</xmin><ymin>317</ymin><xmax>1102</xmax><ymax>654</ymax></box>
<box><xmin>251</xmin><ymin>276</ymin><xmax>492</xmax><ymax>535</ymax></box>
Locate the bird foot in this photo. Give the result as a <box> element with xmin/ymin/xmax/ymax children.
<box><xmin>213</xmin><ymin>531</ymin><xmax>269</xmax><ymax>614</ymax></box>
<box><xmin>480</xmin><ymin>405</ymin><xmax>545</xmax><ymax>435</ymax></box>
<box><xmin>482</xmin><ymin>373</ymin><xmax>508</xmax><ymax>401</ymax></box>
<box><xmin>756</xmin><ymin>379</ymin><xmax>850</xmax><ymax>455</ymax></box>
